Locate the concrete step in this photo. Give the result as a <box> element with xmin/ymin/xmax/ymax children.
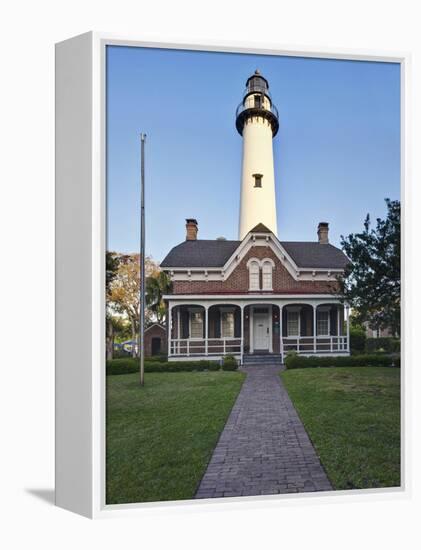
<box><xmin>242</xmin><ymin>354</ymin><xmax>283</xmax><ymax>366</ymax></box>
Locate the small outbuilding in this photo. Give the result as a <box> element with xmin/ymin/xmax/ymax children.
<box><xmin>144</xmin><ymin>323</ymin><xmax>167</xmax><ymax>357</ymax></box>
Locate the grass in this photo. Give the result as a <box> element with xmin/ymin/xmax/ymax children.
<box><xmin>281</xmin><ymin>367</ymin><xmax>401</xmax><ymax>490</ymax></box>
<box><xmin>106</xmin><ymin>371</ymin><xmax>245</xmax><ymax>504</ymax></box>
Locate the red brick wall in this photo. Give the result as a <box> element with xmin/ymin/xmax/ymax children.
<box><xmin>172</xmin><ymin>246</ymin><xmax>339</xmax><ymax>295</ymax></box>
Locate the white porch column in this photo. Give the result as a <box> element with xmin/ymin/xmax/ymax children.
<box><xmin>240</xmin><ymin>305</ymin><xmax>244</xmax><ymax>365</ymax></box>
<box><xmin>346</xmin><ymin>304</ymin><xmax>350</xmax><ymax>353</ymax></box>
<box><xmin>168</xmin><ymin>304</ymin><xmax>173</xmax><ymax>357</ymax></box>
<box><xmin>337</xmin><ymin>305</ymin><xmax>340</xmax><ymax>350</ymax></box>
<box><xmin>313</xmin><ymin>305</ymin><xmax>317</xmax><ymax>354</ymax></box>
<box><xmin>279</xmin><ymin>304</ymin><xmax>284</xmax><ymax>363</ymax></box>
<box><xmin>249</xmin><ymin>306</ymin><xmax>254</xmax><ymax>353</ymax></box>
<box><xmin>268</xmin><ymin>304</ymin><xmax>273</xmax><ymax>353</ymax></box>
<box><xmin>205</xmin><ymin>305</ymin><xmax>209</xmax><ymax>356</ymax></box>
<box><xmin>177</xmin><ymin>307</ymin><xmax>181</xmax><ymax>355</ymax></box>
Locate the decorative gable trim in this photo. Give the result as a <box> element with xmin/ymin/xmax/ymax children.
<box><xmin>164</xmin><ymin>230</ymin><xmax>345</xmax><ymax>283</ymax></box>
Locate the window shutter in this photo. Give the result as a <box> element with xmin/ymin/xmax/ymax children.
<box><xmin>330</xmin><ymin>308</ymin><xmax>337</xmax><ymax>336</ymax></box>
<box><xmin>234</xmin><ymin>309</ymin><xmax>241</xmax><ymax>338</ymax></box>
<box><xmin>300</xmin><ymin>309</ymin><xmax>306</xmax><ymax>336</ymax></box>
<box><xmin>181</xmin><ymin>310</ymin><xmax>189</xmax><ymax>338</ymax></box>
<box><xmin>215</xmin><ymin>311</ymin><xmax>221</xmax><ymax>338</ymax></box>
<box><xmin>282</xmin><ymin>308</ymin><xmax>288</xmax><ymax>337</ymax></box>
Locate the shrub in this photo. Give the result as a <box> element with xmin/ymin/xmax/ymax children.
<box><xmin>365</xmin><ymin>337</ymin><xmax>400</xmax><ymax>354</ymax></box>
<box><xmin>221</xmin><ymin>355</ymin><xmax>238</xmax><ymax>371</ymax></box>
<box><xmin>284</xmin><ymin>353</ymin><xmax>400</xmax><ymax>370</ymax></box>
<box><xmin>350</xmin><ymin>326</ymin><xmax>366</xmax><ymax>354</ymax></box>
<box><xmin>106</xmin><ymin>357</ymin><xmax>220</xmax><ymax>375</ymax></box>
<box><xmin>145</xmin><ymin>354</ymin><xmax>169</xmax><ymax>362</ymax></box>
<box><xmin>111</xmin><ymin>350</ymin><xmax>131</xmax><ymax>359</ymax></box>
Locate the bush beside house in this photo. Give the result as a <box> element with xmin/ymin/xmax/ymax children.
<box><xmin>350</xmin><ymin>326</ymin><xmax>366</xmax><ymax>354</ymax></box>
<box><xmin>107</xmin><ymin>357</ymin><xmax>226</xmax><ymax>375</ymax></box>
<box><xmin>365</xmin><ymin>337</ymin><xmax>400</xmax><ymax>354</ymax></box>
<box><xmin>221</xmin><ymin>355</ymin><xmax>239</xmax><ymax>371</ymax></box>
<box><xmin>285</xmin><ymin>352</ymin><xmax>400</xmax><ymax>370</ymax></box>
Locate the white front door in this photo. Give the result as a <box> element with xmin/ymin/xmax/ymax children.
<box><xmin>253</xmin><ymin>311</ymin><xmax>270</xmax><ymax>351</ymax></box>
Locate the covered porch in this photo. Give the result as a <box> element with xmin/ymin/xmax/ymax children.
<box><xmin>167</xmin><ymin>298</ymin><xmax>350</xmax><ymax>364</ymax></box>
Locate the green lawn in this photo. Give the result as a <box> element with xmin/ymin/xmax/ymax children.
<box><xmin>106</xmin><ymin>371</ymin><xmax>245</xmax><ymax>504</ymax></box>
<box><xmin>282</xmin><ymin>367</ymin><xmax>401</xmax><ymax>490</ymax></box>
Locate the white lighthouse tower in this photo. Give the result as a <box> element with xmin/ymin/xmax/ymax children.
<box><xmin>236</xmin><ymin>70</ymin><xmax>279</xmax><ymax>239</ymax></box>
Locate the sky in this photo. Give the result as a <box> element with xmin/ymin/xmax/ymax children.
<box><xmin>106</xmin><ymin>46</ymin><xmax>400</xmax><ymax>262</ymax></box>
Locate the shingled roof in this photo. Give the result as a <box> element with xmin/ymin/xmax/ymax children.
<box><xmin>160</xmin><ymin>239</ymin><xmax>240</xmax><ymax>268</ymax></box>
<box><xmin>281</xmin><ymin>242</ymin><xmax>349</xmax><ymax>269</ymax></box>
<box><xmin>161</xmin><ymin>239</ymin><xmax>349</xmax><ymax>269</ymax></box>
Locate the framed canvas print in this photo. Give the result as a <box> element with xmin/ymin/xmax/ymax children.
<box><xmin>55</xmin><ymin>32</ymin><xmax>408</xmax><ymax>518</ymax></box>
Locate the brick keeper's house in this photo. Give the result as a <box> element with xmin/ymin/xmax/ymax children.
<box><xmin>161</xmin><ymin>71</ymin><xmax>350</xmax><ymax>365</ymax></box>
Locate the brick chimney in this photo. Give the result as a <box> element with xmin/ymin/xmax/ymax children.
<box><xmin>186</xmin><ymin>218</ymin><xmax>198</xmax><ymax>240</ymax></box>
<box><xmin>317</xmin><ymin>222</ymin><xmax>329</xmax><ymax>244</ymax></box>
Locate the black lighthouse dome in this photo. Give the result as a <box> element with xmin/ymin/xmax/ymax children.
<box><xmin>235</xmin><ymin>70</ymin><xmax>279</xmax><ymax>137</ymax></box>
<box><xmin>245</xmin><ymin>69</ymin><xmax>270</xmax><ymax>95</ymax></box>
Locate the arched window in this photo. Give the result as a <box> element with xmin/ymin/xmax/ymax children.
<box><xmin>248</xmin><ymin>260</ymin><xmax>260</xmax><ymax>291</ymax></box>
<box><xmin>262</xmin><ymin>260</ymin><xmax>273</xmax><ymax>290</ymax></box>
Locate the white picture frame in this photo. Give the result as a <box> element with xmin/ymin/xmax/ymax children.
<box><xmin>55</xmin><ymin>31</ymin><xmax>410</xmax><ymax>518</ymax></box>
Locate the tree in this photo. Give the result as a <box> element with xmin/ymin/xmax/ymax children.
<box><xmin>106</xmin><ymin>314</ymin><xmax>130</xmax><ymax>359</ymax></box>
<box><xmin>339</xmin><ymin>199</ymin><xmax>400</xmax><ymax>335</ymax></box>
<box><xmin>146</xmin><ymin>271</ymin><xmax>172</xmax><ymax>324</ymax></box>
<box><xmin>107</xmin><ymin>254</ymin><xmax>161</xmax><ymax>357</ymax></box>
<box><xmin>106</xmin><ymin>252</ymin><xmax>121</xmax><ymax>359</ymax></box>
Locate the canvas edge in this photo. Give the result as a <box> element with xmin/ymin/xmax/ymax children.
<box><xmin>55</xmin><ymin>31</ymin><xmax>411</xmax><ymax>519</ymax></box>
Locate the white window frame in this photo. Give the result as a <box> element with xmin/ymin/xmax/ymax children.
<box><xmin>262</xmin><ymin>258</ymin><xmax>274</xmax><ymax>291</ymax></box>
<box><xmin>220</xmin><ymin>308</ymin><xmax>235</xmax><ymax>338</ymax></box>
<box><xmin>286</xmin><ymin>308</ymin><xmax>301</xmax><ymax>337</ymax></box>
<box><xmin>188</xmin><ymin>308</ymin><xmax>204</xmax><ymax>340</ymax></box>
<box><xmin>317</xmin><ymin>307</ymin><xmax>331</xmax><ymax>336</ymax></box>
<box><xmin>247</xmin><ymin>258</ymin><xmax>261</xmax><ymax>291</ymax></box>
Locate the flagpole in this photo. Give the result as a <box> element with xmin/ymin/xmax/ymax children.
<box><xmin>140</xmin><ymin>133</ymin><xmax>146</xmax><ymax>386</ymax></box>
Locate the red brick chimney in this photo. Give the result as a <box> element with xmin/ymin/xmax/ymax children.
<box><xmin>317</xmin><ymin>222</ymin><xmax>329</xmax><ymax>244</ymax></box>
<box><xmin>186</xmin><ymin>218</ymin><xmax>198</xmax><ymax>240</ymax></box>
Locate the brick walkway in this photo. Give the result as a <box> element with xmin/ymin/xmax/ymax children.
<box><xmin>195</xmin><ymin>365</ymin><xmax>332</xmax><ymax>498</ymax></box>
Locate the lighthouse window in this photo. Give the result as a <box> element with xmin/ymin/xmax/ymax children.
<box><xmin>253</xmin><ymin>174</ymin><xmax>263</xmax><ymax>188</ymax></box>
<box><xmin>254</xmin><ymin>94</ymin><xmax>262</xmax><ymax>109</ymax></box>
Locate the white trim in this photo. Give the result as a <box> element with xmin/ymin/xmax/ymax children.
<box><xmin>168</xmin><ymin>354</ymin><xmax>241</xmax><ymax>362</ymax></box>
<box><xmin>144</xmin><ymin>323</ymin><xmax>166</xmax><ymax>333</ymax></box>
<box><xmin>249</xmin><ymin>306</ymin><xmax>254</xmax><ymax>353</ymax></box>
<box><xmin>163</xmin><ymin>293</ymin><xmax>344</xmax><ymax>301</ymax></box>
<box><xmin>164</xmin><ymin>231</ymin><xmax>345</xmax><ymax>283</ymax></box>
<box><xmin>247</xmin><ymin>258</ymin><xmax>261</xmax><ymax>290</ymax></box>
<box><xmin>188</xmin><ymin>308</ymin><xmax>204</xmax><ymax>340</ymax></box>
<box><xmin>286</xmin><ymin>309</ymin><xmax>301</xmax><ymax>337</ymax></box>
<box><xmin>220</xmin><ymin>309</ymin><xmax>235</xmax><ymax>338</ymax></box>
<box><xmin>316</xmin><ymin>309</ymin><xmax>330</xmax><ymax>337</ymax></box>
<box><xmin>252</xmin><ymin>306</ymin><xmax>271</xmax><ymax>351</ymax></box>
<box><xmin>262</xmin><ymin>259</ymin><xmax>274</xmax><ymax>291</ymax></box>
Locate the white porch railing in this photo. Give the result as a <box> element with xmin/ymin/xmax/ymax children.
<box><xmin>169</xmin><ymin>338</ymin><xmax>242</xmax><ymax>357</ymax></box>
<box><xmin>282</xmin><ymin>336</ymin><xmax>349</xmax><ymax>354</ymax></box>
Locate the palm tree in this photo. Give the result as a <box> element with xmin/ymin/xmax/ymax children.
<box><xmin>146</xmin><ymin>271</ymin><xmax>172</xmax><ymax>323</ymax></box>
